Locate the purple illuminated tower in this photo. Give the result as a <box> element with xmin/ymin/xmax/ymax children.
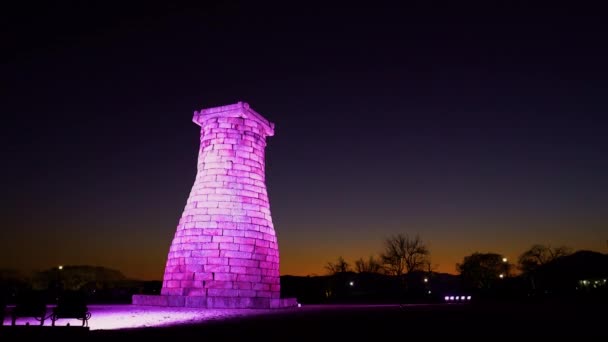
<box><xmin>134</xmin><ymin>102</ymin><xmax>296</xmax><ymax>309</ymax></box>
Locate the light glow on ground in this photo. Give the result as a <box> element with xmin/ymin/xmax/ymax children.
<box><xmin>2</xmin><ymin>305</ymin><xmax>275</xmax><ymax>330</ymax></box>
<box><xmin>2</xmin><ymin>304</ymin><xmax>458</xmax><ymax>331</ymax></box>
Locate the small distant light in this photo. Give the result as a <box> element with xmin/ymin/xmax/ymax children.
<box><xmin>423</xmin><ymin>277</ymin><xmax>428</xmax><ymax>283</ymax></box>
<box><xmin>467</xmin><ymin>296</ymin><xmax>471</xmax><ymax>300</ymax></box>
<box><xmin>502</xmin><ymin>257</ymin><xmax>507</xmax><ymax>263</ymax></box>
<box><xmin>58</xmin><ymin>265</ymin><xmax>63</xmax><ymax>270</ymax></box>
<box><xmin>349</xmin><ymin>281</ymin><xmax>354</xmax><ymax>286</ymax></box>
<box><xmin>428</xmin><ymin>290</ymin><xmax>431</xmax><ymax>294</ymax></box>
<box><xmin>499</xmin><ymin>274</ymin><xmax>504</xmax><ymax>279</ymax></box>
<box><xmin>444</xmin><ymin>296</ymin><xmax>450</xmax><ymax>301</ymax></box>
<box><xmin>298</xmin><ymin>303</ymin><xmax>302</xmax><ymax>308</ymax></box>
<box><xmin>449</xmin><ymin>296</ymin><xmax>454</xmax><ymax>301</ymax></box>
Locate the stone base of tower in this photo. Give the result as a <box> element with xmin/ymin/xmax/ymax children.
<box><xmin>132</xmin><ymin>295</ymin><xmax>298</xmax><ymax>309</ymax></box>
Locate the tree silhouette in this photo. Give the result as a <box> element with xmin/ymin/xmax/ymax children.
<box><xmin>518</xmin><ymin>244</ymin><xmax>571</xmax><ymax>274</ymax></box>
<box><xmin>355</xmin><ymin>256</ymin><xmax>382</xmax><ymax>273</ymax></box>
<box><xmin>325</xmin><ymin>256</ymin><xmax>351</xmax><ymax>274</ymax></box>
<box><xmin>457</xmin><ymin>252</ymin><xmax>511</xmax><ymax>289</ymax></box>
<box><xmin>31</xmin><ymin>265</ymin><xmax>127</xmax><ymax>291</ymax></box>
<box><xmin>381</xmin><ymin>234</ymin><xmax>429</xmax><ymax>276</ymax></box>
<box><xmin>518</xmin><ymin>244</ymin><xmax>571</xmax><ymax>291</ymax></box>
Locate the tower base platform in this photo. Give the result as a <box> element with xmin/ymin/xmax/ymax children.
<box><xmin>132</xmin><ymin>295</ymin><xmax>298</xmax><ymax>309</ymax></box>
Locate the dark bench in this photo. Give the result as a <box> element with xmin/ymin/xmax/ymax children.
<box><xmin>11</xmin><ymin>291</ymin><xmax>47</xmax><ymax>326</ymax></box>
<box><xmin>51</xmin><ymin>291</ymin><xmax>91</xmax><ymax>327</ymax></box>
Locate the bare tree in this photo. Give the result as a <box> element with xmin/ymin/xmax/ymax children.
<box><xmin>424</xmin><ymin>260</ymin><xmax>438</xmax><ymax>275</ymax></box>
<box><xmin>355</xmin><ymin>256</ymin><xmax>382</xmax><ymax>273</ymax></box>
<box><xmin>518</xmin><ymin>244</ymin><xmax>571</xmax><ymax>273</ymax></box>
<box><xmin>381</xmin><ymin>234</ymin><xmax>430</xmax><ymax>276</ymax></box>
<box><xmin>325</xmin><ymin>256</ymin><xmax>351</xmax><ymax>274</ymax></box>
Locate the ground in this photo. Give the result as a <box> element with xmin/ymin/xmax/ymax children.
<box><xmin>1</xmin><ymin>301</ymin><xmax>605</xmax><ymax>339</ymax></box>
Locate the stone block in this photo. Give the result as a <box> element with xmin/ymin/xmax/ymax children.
<box><xmin>206</xmin><ymin>257</ymin><xmax>230</xmax><ymax>265</ymax></box>
<box><xmin>207</xmin><ymin>288</ymin><xmax>240</xmax><ymax>297</ymax></box>
<box><xmin>253</xmin><ymin>283</ymin><xmax>270</xmax><ymax>291</ymax></box>
<box><xmin>186</xmin><ymin>289</ymin><xmax>206</xmax><ymax>296</ymax></box>
<box><xmin>237</xmin><ymin>274</ymin><xmax>261</xmax><ymax>282</ymax></box>
<box><xmin>204</xmin><ymin>264</ymin><xmax>230</xmax><ymax>273</ymax></box>
<box><xmin>161</xmin><ymin>288</ymin><xmax>184</xmax><ymax>296</ymax></box>
<box><xmin>185</xmin><ymin>296</ymin><xmax>207</xmax><ymax>308</ymax></box>
<box><xmin>218</xmin><ymin>242</ymin><xmax>240</xmax><ymax>251</ymax></box>
<box><xmin>244</xmin><ymin>230</ymin><xmax>264</xmax><ymax>239</ymax></box>
<box><xmin>250</xmin><ymin>298</ymin><xmax>271</xmax><ymax>308</ymax></box>
<box><xmin>230</xmin><ymin>266</ymin><xmax>247</xmax><ymax>274</ymax></box>
<box><xmin>233</xmin><ymin>237</ymin><xmax>256</xmax><ymax>245</ymax></box>
<box><xmin>234</xmin><ymin>281</ymin><xmax>252</xmax><ymax>290</ymax></box>
<box><xmin>256</xmin><ymin>291</ymin><xmax>272</xmax><ymax>298</ymax></box>
<box><xmin>191</xmin><ymin>249</ymin><xmax>220</xmax><ymax>258</ymax></box>
<box><xmin>132</xmin><ymin>295</ymin><xmax>168</xmax><ymax>306</ymax></box>
<box><xmin>213</xmin><ymin>272</ymin><xmax>238</xmax><ymax>281</ymax></box>
<box><xmin>212</xmin><ymin>236</ymin><xmax>234</xmax><ymax>243</ymax></box>
<box><xmin>261</xmin><ymin>276</ymin><xmax>279</xmax><ymax>284</ymax></box>
<box><xmin>245</xmin><ymin>267</ymin><xmax>262</xmax><ymax>275</ymax></box>
<box><xmin>205</xmin><ymin>280</ymin><xmax>234</xmax><ymax>289</ymax></box>
<box><xmin>238</xmin><ymin>244</ymin><xmax>255</xmax><ymax>252</ymax></box>
<box><xmin>255</xmin><ymin>239</ymin><xmax>270</xmax><ymax>247</ymax></box>
<box><xmin>166</xmin><ymin>295</ymin><xmax>186</xmax><ymax>307</ymax></box>
<box><xmin>238</xmin><ymin>290</ymin><xmax>256</xmax><ymax>298</ymax></box>
<box><xmin>194</xmin><ymin>272</ymin><xmax>214</xmax><ymax>281</ymax></box>
<box><xmin>223</xmin><ymin>229</ymin><xmax>246</xmax><ymax>237</ymax></box>
<box><xmin>222</xmin><ymin>250</ymin><xmax>252</xmax><ymax>259</ymax></box>
<box><xmin>229</xmin><ymin>259</ymin><xmax>259</xmax><ymax>267</ymax></box>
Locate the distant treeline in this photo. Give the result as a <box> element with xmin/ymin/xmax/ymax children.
<box><xmin>1</xmin><ymin>247</ymin><xmax>606</xmax><ymax>305</ymax></box>
<box><xmin>0</xmin><ymin>265</ymin><xmax>161</xmax><ymax>304</ymax></box>
<box><xmin>311</xmin><ymin>245</ymin><xmax>608</xmax><ymax>304</ymax></box>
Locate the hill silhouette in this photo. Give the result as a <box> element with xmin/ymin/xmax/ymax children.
<box><xmin>533</xmin><ymin>250</ymin><xmax>608</xmax><ymax>294</ymax></box>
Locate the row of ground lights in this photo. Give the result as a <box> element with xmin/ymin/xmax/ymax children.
<box><xmin>445</xmin><ymin>296</ymin><xmax>472</xmax><ymax>301</ymax></box>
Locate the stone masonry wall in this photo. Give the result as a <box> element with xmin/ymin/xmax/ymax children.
<box><xmin>160</xmin><ymin>102</ymin><xmax>280</xmax><ymax>308</ymax></box>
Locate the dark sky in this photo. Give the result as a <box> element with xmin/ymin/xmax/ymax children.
<box><xmin>2</xmin><ymin>1</ymin><xmax>607</xmax><ymax>279</ymax></box>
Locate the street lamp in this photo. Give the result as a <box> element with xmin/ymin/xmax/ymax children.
<box><xmin>56</xmin><ymin>265</ymin><xmax>64</xmax><ymax>303</ymax></box>
<box><xmin>501</xmin><ymin>257</ymin><xmax>510</xmax><ymax>278</ymax></box>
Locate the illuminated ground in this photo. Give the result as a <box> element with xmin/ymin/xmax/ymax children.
<box><xmin>4</xmin><ymin>303</ymin><xmax>430</xmax><ymax>330</ymax></box>
<box><xmin>2</xmin><ymin>304</ymin><xmax>283</xmax><ymax>330</ymax></box>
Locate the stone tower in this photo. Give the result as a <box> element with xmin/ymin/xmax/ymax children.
<box><xmin>134</xmin><ymin>102</ymin><xmax>295</xmax><ymax>308</ymax></box>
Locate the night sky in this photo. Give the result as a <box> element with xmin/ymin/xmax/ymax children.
<box><xmin>3</xmin><ymin>1</ymin><xmax>607</xmax><ymax>280</ymax></box>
